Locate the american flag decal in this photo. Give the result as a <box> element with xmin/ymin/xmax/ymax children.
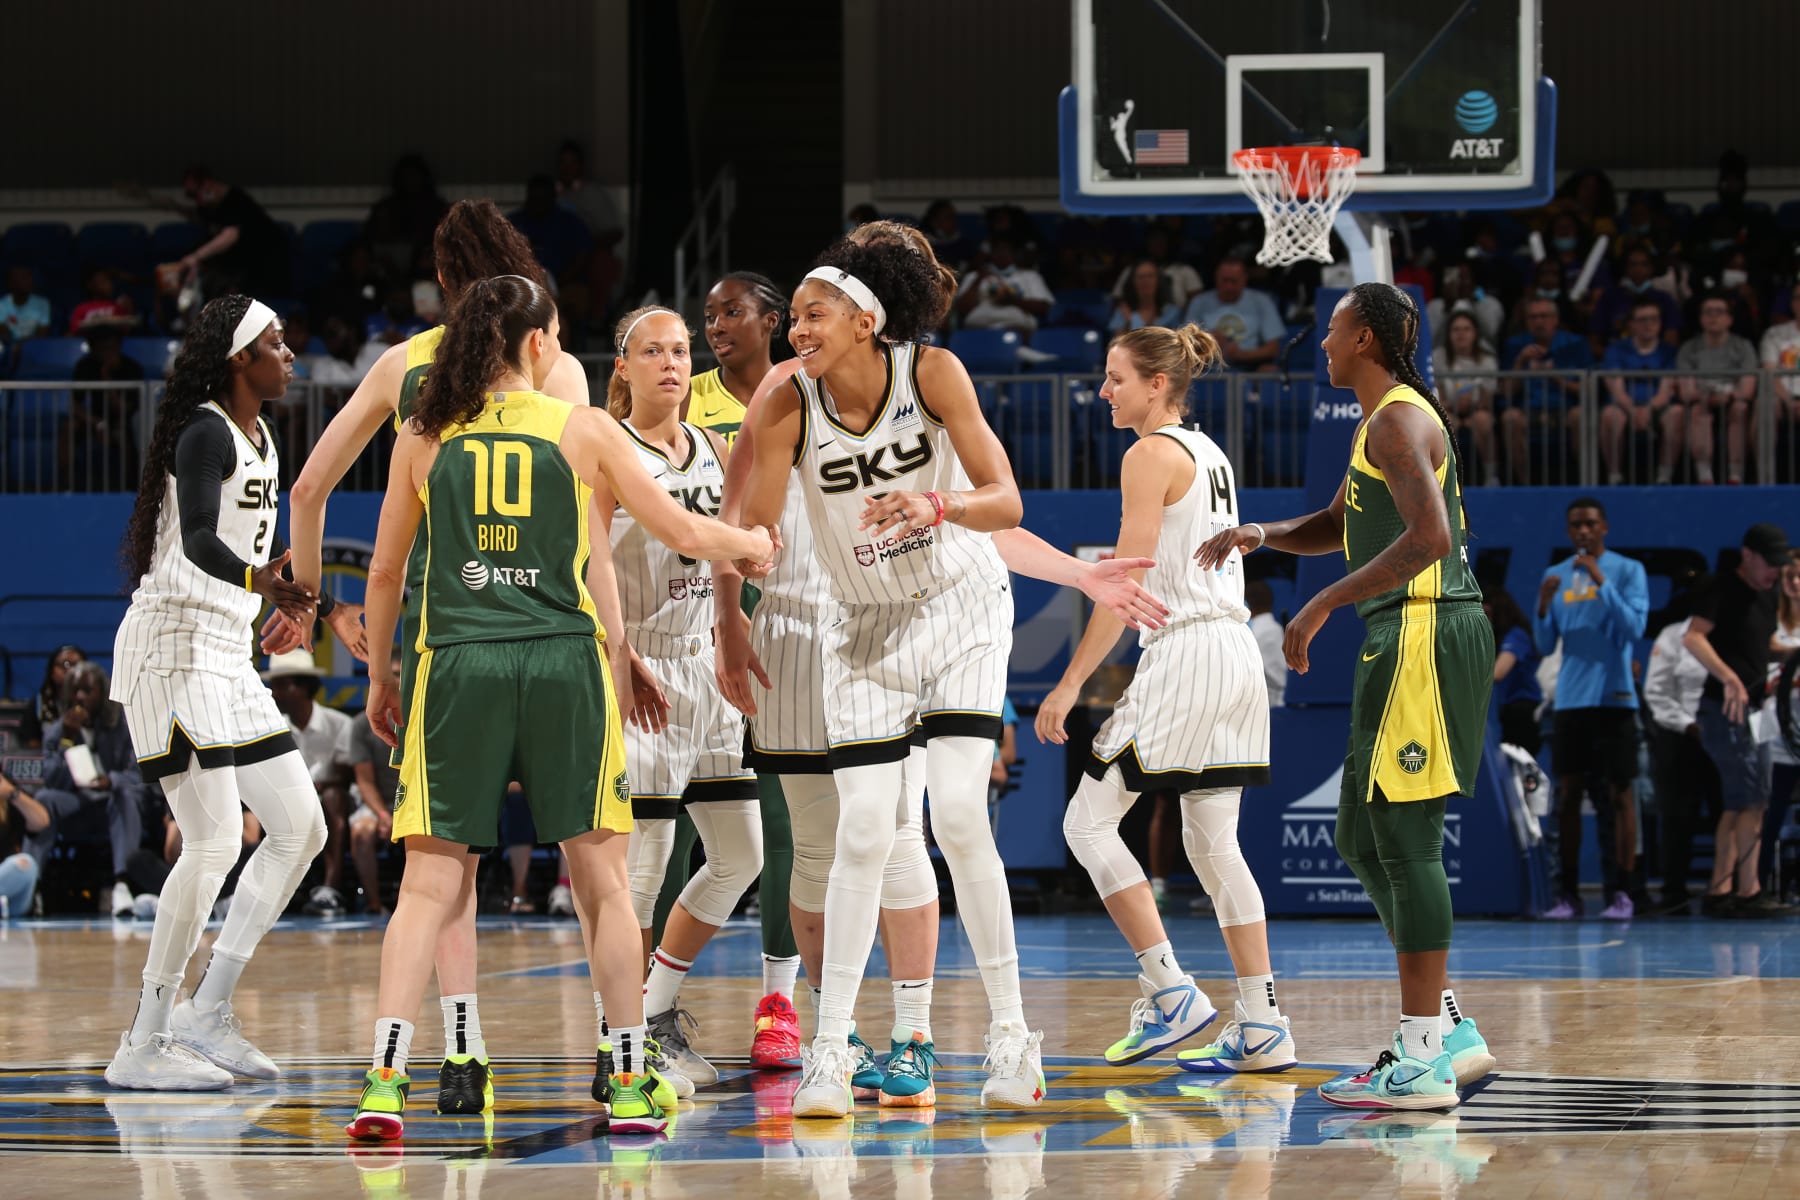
<box><xmin>1134</xmin><ymin>129</ymin><xmax>1190</xmax><ymax>166</ymax></box>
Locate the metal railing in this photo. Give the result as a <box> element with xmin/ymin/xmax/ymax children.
<box><xmin>672</xmin><ymin>165</ymin><xmax>737</xmax><ymax>322</ymax></box>
<box><xmin>3</xmin><ymin>368</ymin><xmax>1795</xmax><ymax>495</ymax></box>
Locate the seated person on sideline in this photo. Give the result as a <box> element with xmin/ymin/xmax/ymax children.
<box><xmin>263</xmin><ymin>651</ymin><xmax>354</xmax><ymax>917</ymax></box>
<box><xmin>1182</xmin><ymin>256</ymin><xmax>1283</xmax><ymax>371</ymax></box>
<box><xmin>956</xmin><ymin>234</ymin><xmax>1054</xmax><ymax>334</ymax></box>
<box><xmin>1245</xmin><ymin>580</ymin><xmax>1286</xmax><ymax>707</ymax></box>
<box><xmin>1676</xmin><ymin>292</ymin><xmax>1758</xmax><ymax>485</ymax></box>
<box><xmin>30</xmin><ymin>663</ymin><xmax>148</xmax><ymax>918</ymax></box>
<box><xmin>1599</xmin><ymin>297</ymin><xmax>1680</xmax><ymax>485</ymax></box>
<box><xmin>345</xmin><ymin>657</ymin><xmax>401</xmax><ymax>917</ymax></box>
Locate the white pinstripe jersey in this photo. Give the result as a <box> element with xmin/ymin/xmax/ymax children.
<box><xmin>757</xmin><ymin>471</ymin><xmax>833</xmax><ymax>609</ymax></box>
<box><xmin>1139</xmin><ymin>426</ymin><xmax>1250</xmax><ymax>641</ymax></box>
<box><xmin>610</xmin><ymin>420</ymin><xmax>724</xmax><ymax>639</ymax></box>
<box><xmin>119</xmin><ymin>402</ymin><xmax>279</xmax><ymax>674</ymax></box>
<box><xmin>792</xmin><ymin>342</ymin><xmax>1003</xmax><ymax>605</ymax></box>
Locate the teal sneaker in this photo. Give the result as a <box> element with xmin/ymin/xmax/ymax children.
<box><xmin>1103</xmin><ymin>975</ymin><xmax>1218</xmax><ymax>1065</ymax></box>
<box><xmin>879</xmin><ymin>1031</ymin><xmax>937</xmax><ymax>1108</ymax></box>
<box><xmin>1318</xmin><ymin>1047</ymin><xmax>1458</xmax><ymax>1111</ymax></box>
<box><xmin>848</xmin><ymin>1030</ymin><xmax>884</xmax><ymax>1100</ymax></box>
<box><xmin>1443</xmin><ymin>1018</ymin><xmax>1496</xmax><ymax>1086</ymax></box>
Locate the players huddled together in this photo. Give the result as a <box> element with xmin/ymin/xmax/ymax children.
<box><xmin>99</xmin><ymin>200</ymin><xmax>1502</xmax><ymax>1140</ymax></box>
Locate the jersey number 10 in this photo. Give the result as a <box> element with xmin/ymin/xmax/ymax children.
<box><xmin>463</xmin><ymin>440</ymin><xmax>535</xmax><ymax>518</ymax></box>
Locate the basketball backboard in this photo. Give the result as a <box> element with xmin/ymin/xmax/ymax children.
<box><xmin>1061</xmin><ymin>0</ymin><xmax>1555</xmax><ymax>214</ymax></box>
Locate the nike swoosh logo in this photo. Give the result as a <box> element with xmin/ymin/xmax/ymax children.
<box><xmin>1385</xmin><ymin>1065</ymin><xmax>1432</xmax><ymax>1088</ymax></box>
<box><xmin>1243</xmin><ymin>1031</ymin><xmax>1285</xmax><ymax>1056</ymax></box>
<box><xmin>1361</xmin><ymin>651</ymin><xmax>1381</xmax><ymax>661</ymax></box>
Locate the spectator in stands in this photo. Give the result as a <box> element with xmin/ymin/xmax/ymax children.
<box><xmin>1599</xmin><ymin>297</ymin><xmax>1680</xmax><ymax>485</ymax></box>
<box><xmin>307</xmin><ymin>316</ymin><xmax>383</xmax><ymax>387</ymax></box>
<box><xmin>1509</xmin><ymin>257</ymin><xmax>1577</xmax><ymax>336</ymax></box>
<box><xmin>263</xmin><ymin>651</ymin><xmax>354</xmax><ymax>918</ymax></box>
<box><xmin>1</xmin><ymin>773</ymin><xmax>45</xmax><ymax>917</ymax></box>
<box><xmin>1761</xmin><ymin>281</ymin><xmax>1800</xmax><ymax>441</ymax></box>
<box><xmin>67</xmin><ymin>268</ymin><xmax>137</xmax><ymax>335</ymax></box>
<box><xmin>1535</xmin><ymin>498</ymin><xmax>1649</xmax><ymax>920</ymax></box>
<box><xmin>1684</xmin><ymin>523</ymin><xmax>1792</xmax><ymax>916</ymax></box>
<box><xmin>63</xmin><ymin>327</ymin><xmax>146</xmax><ymax>491</ymax></box>
<box><xmin>1589</xmin><ymin>247</ymin><xmax>1681</xmax><ymax>351</ymax></box>
<box><xmin>1709</xmin><ymin>246</ymin><xmax>1764</xmax><ymax>338</ymax></box>
<box><xmin>1501</xmin><ymin>296</ymin><xmax>1592</xmax><ymax>485</ymax></box>
<box><xmin>365</xmin><ymin>154</ymin><xmax>448</xmax><ymax>280</ymax></box>
<box><xmin>1546</xmin><ymin>210</ymin><xmax>1610</xmax><ymax>316</ymax></box>
<box><xmin>1677</xmin><ymin>291</ymin><xmax>1758</xmax><ymax>485</ymax></box>
<box><xmin>1692</xmin><ymin>149</ymin><xmax>1779</xmax><ymax>279</ymax></box>
<box><xmin>554</xmin><ymin>140</ymin><xmax>625</xmax><ymax>312</ymax></box>
<box><xmin>0</xmin><ymin>265</ymin><xmax>52</xmax><ymax>346</ymax></box>
<box><xmin>29</xmin><ymin>663</ymin><xmax>147</xmax><ymax>918</ymax></box>
<box><xmin>1113</xmin><ymin>226</ymin><xmax>1201</xmax><ymax>310</ymax></box>
<box><xmin>345</xmin><ymin>658</ymin><xmax>400</xmax><ymax>916</ymax></box>
<box><xmin>15</xmin><ymin>645</ymin><xmax>84</xmax><ymax>749</ymax></box>
<box><xmin>1183</xmin><ymin>256</ymin><xmax>1282</xmax><ymax>371</ymax></box>
<box><xmin>313</xmin><ymin>237</ymin><xmax>386</xmax><ymax>332</ymax></box>
<box><xmin>1433</xmin><ymin>310</ymin><xmax>1501</xmax><ymax>487</ymax></box>
<box><xmin>1427</xmin><ymin>262</ymin><xmax>1504</xmax><ymax>350</ymax></box>
<box><xmin>1644</xmin><ymin>581</ymin><xmax>1719</xmax><ymax>913</ymax></box>
<box><xmin>920</xmin><ymin>199</ymin><xmax>973</xmax><ymax>270</ymax></box>
<box><xmin>1245</xmin><ymin>580</ymin><xmax>1285</xmax><ymax>707</ymax></box>
<box><xmin>981</xmin><ymin>205</ymin><xmax>1043</xmax><ymax>269</ymax></box>
<box><xmin>1556</xmin><ymin>169</ymin><xmax>1619</xmax><ymax>240</ymax></box>
<box><xmin>955</xmin><ymin>233</ymin><xmax>1053</xmax><ymax>335</ymax></box>
<box><xmin>161</xmin><ymin>165</ymin><xmax>293</xmax><ymax>298</ymax></box>
<box><xmin>509</xmin><ymin>174</ymin><xmax>593</xmax><ymax>328</ymax></box>
<box><xmin>1486</xmin><ymin>587</ymin><xmax>1543</xmax><ymax>753</ymax></box>
<box><xmin>1108</xmin><ymin>259</ymin><xmax>1180</xmax><ymax>333</ymax></box>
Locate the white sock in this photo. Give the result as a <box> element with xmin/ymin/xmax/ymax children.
<box><xmin>1134</xmin><ymin>940</ymin><xmax>1186</xmax><ymax>990</ymax></box>
<box><xmin>1440</xmin><ymin>988</ymin><xmax>1463</xmax><ymax>1039</ymax></box>
<box><xmin>440</xmin><ymin>993</ymin><xmax>487</xmax><ymax>1060</ymax></box>
<box><xmin>762</xmin><ymin>954</ymin><xmax>801</xmax><ymax>1001</ymax></box>
<box><xmin>809</xmin><ymin>985</ymin><xmax>823</xmax><ymax>1036</ymax></box>
<box><xmin>1697</xmin><ymin>462</ymin><xmax>1715</xmax><ymax>483</ymax></box>
<box><xmin>1238</xmin><ymin>973</ymin><xmax>1279</xmax><ymax>1017</ymax></box>
<box><xmin>191</xmin><ymin>947</ymin><xmax>248</xmax><ymax>1011</ymax></box>
<box><xmin>1399</xmin><ymin>1013</ymin><xmax>1438</xmax><ymax>1061</ymax></box>
<box><xmin>129</xmin><ymin>977</ymin><xmax>180</xmax><ymax>1045</ymax></box>
<box><xmin>613</xmin><ymin>1023</ymin><xmax>648</xmax><ymax>1075</ymax></box>
<box><xmin>1655</xmin><ymin>464</ymin><xmax>1673</xmax><ymax>484</ymax></box>
<box><xmin>643</xmin><ymin>947</ymin><xmax>692</xmax><ymax>1016</ymax></box>
<box><xmin>892</xmin><ymin>978</ymin><xmax>933</xmax><ymax>1044</ymax></box>
<box><xmin>372</xmin><ymin>1017</ymin><xmax>415</xmax><ymax>1074</ymax></box>
<box><xmin>594</xmin><ymin>990</ymin><xmax>607</xmax><ymax>1042</ymax></box>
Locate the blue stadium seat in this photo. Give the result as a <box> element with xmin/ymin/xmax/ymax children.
<box><xmin>1777</xmin><ymin>200</ymin><xmax>1800</xmax><ymax>237</ymax></box>
<box><xmin>17</xmin><ymin>337</ymin><xmax>88</xmax><ymax>373</ymax></box>
<box><xmin>957</xmin><ymin>212</ymin><xmax>988</xmax><ymax>249</ymax></box>
<box><xmin>150</xmin><ymin>222</ymin><xmax>206</xmax><ymax>263</ymax></box>
<box><xmin>76</xmin><ymin>223</ymin><xmax>151</xmax><ymax>274</ymax></box>
<box><xmin>123</xmin><ymin>337</ymin><xmax>181</xmax><ymax>377</ymax></box>
<box><xmin>1030</xmin><ymin>326</ymin><xmax>1105</xmax><ymax>372</ymax></box>
<box><xmin>1044</xmin><ymin>299</ymin><xmax>1111</xmax><ymax>329</ymax></box>
<box><xmin>949</xmin><ymin>328</ymin><xmax>1022</xmax><ymax>374</ymax></box>
<box><xmin>2</xmin><ymin>223</ymin><xmax>75</xmax><ymax>268</ymax></box>
<box><xmin>300</xmin><ymin>219</ymin><xmax>362</xmax><ymax>263</ymax></box>
<box><xmin>987</xmin><ymin>379</ymin><xmax>1061</xmax><ymax>488</ymax></box>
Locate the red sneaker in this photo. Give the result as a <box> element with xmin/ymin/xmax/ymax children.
<box><xmin>750</xmin><ymin>992</ymin><xmax>802</xmax><ymax>1069</ymax></box>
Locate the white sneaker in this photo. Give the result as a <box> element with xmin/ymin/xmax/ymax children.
<box><xmin>547</xmin><ymin>883</ymin><xmax>575</xmax><ymax>915</ymax></box>
<box><xmin>132</xmin><ymin>893</ymin><xmax>159</xmax><ymax>920</ymax></box>
<box><xmin>642</xmin><ymin>1036</ymin><xmax>695</xmax><ymax>1099</ymax></box>
<box><xmin>111</xmin><ymin>881</ymin><xmax>134</xmax><ymax>917</ymax></box>
<box><xmin>170</xmin><ymin>998</ymin><xmax>279</xmax><ymax>1079</ymax></box>
<box><xmin>793</xmin><ymin>1038</ymin><xmax>858</xmax><ymax>1119</ymax></box>
<box><xmin>647</xmin><ymin>1007</ymin><xmax>717</xmax><ymax>1085</ymax></box>
<box><xmin>1175</xmin><ymin>1001</ymin><xmax>1298</xmax><ymax>1074</ymax></box>
<box><xmin>105</xmin><ymin>1032</ymin><xmax>233</xmax><ymax>1091</ymax></box>
<box><xmin>980</xmin><ymin>1022</ymin><xmax>1047</xmax><ymax>1108</ymax></box>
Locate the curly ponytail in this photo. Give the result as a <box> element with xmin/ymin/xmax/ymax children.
<box><xmin>608</xmin><ymin>306</ymin><xmax>685</xmax><ymax>420</ymax></box>
<box><xmin>432</xmin><ymin>199</ymin><xmax>549</xmax><ymax>311</ymax></box>
<box><xmin>807</xmin><ymin>234</ymin><xmax>949</xmax><ymax>345</ymax></box>
<box><xmin>120</xmin><ymin>294</ymin><xmax>255</xmax><ymax>585</ymax></box>
<box><xmin>1110</xmin><ymin>322</ymin><xmax>1222</xmax><ymax>418</ymax></box>
<box><xmin>847</xmin><ymin>220</ymin><xmax>958</xmax><ymax>330</ymax></box>
<box><xmin>413</xmin><ymin>275</ymin><xmax>554</xmax><ymax>439</ymax></box>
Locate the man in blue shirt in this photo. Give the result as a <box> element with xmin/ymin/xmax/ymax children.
<box><xmin>1501</xmin><ymin>298</ymin><xmax>1594</xmax><ymax>485</ymax></box>
<box><xmin>1534</xmin><ymin>498</ymin><xmax>1649</xmax><ymax>919</ymax></box>
<box><xmin>1183</xmin><ymin>257</ymin><xmax>1284</xmax><ymax>371</ymax></box>
<box><xmin>0</xmin><ymin>265</ymin><xmax>53</xmax><ymax>347</ymax></box>
<box><xmin>1599</xmin><ymin>298</ymin><xmax>1681</xmax><ymax>484</ymax></box>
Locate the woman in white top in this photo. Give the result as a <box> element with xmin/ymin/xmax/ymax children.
<box><xmin>1431</xmin><ymin>310</ymin><xmax>1500</xmax><ymax>487</ymax></box>
<box><xmin>1764</xmin><ymin>563</ymin><xmax>1800</xmax><ymax>870</ymax></box>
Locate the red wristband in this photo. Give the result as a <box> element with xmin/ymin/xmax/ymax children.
<box><xmin>924</xmin><ymin>491</ymin><xmax>946</xmax><ymax>526</ymax></box>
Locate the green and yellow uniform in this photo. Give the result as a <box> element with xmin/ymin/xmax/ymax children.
<box><xmin>387</xmin><ymin>327</ymin><xmax>445</xmax><ymax>769</ymax></box>
<box><xmin>392</xmin><ymin>389</ymin><xmax>630</xmax><ymax>847</ymax></box>
<box><xmin>685</xmin><ymin>368</ymin><xmax>746</xmax><ymax>448</ymax></box>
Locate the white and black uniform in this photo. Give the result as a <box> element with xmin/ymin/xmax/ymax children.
<box><xmin>611</xmin><ymin>420</ymin><xmax>757</xmax><ymax>814</ymax></box>
<box><xmin>1087</xmin><ymin>426</ymin><xmax>1271</xmax><ymax>792</ymax></box>
<box><xmin>791</xmin><ymin>342</ymin><xmax>1012</xmax><ymax>766</ymax></box>
<box><xmin>744</xmin><ymin>471</ymin><xmax>836</xmax><ymax>773</ymax></box>
<box><xmin>113</xmin><ymin>402</ymin><xmax>301</xmax><ymax>778</ymax></box>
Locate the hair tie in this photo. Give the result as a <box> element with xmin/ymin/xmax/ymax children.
<box><xmin>227</xmin><ymin>299</ymin><xmax>278</xmax><ymax>358</ymax></box>
<box><xmin>804</xmin><ymin>266</ymin><xmax>887</xmax><ymax>336</ymax></box>
<box><xmin>617</xmin><ymin>307</ymin><xmax>677</xmax><ymax>354</ymax></box>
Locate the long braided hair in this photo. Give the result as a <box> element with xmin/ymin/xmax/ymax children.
<box><xmin>1344</xmin><ymin>282</ymin><xmax>1470</xmax><ymax>528</ymax></box>
<box><xmin>120</xmin><ymin>294</ymin><xmax>257</xmax><ymax>584</ymax></box>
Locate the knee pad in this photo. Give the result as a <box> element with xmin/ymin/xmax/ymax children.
<box><xmin>783</xmin><ymin>774</ymin><xmax>839</xmax><ymax>914</ymax></box>
<box><xmin>235</xmin><ymin>755</ymin><xmax>329</xmax><ymax>862</ymax></box>
<box><xmin>1181</xmin><ymin>788</ymin><xmax>1264</xmax><ymax>928</ymax></box>
<box><xmin>881</xmin><ymin>825</ymin><xmax>938</xmax><ymax>910</ymax></box>
<box><xmin>628</xmin><ymin>819</ymin><xmax>676</xmax><ymax>926</ymax></box>
<box><xmin>1063</xmin><ymin>769</ymin><xmax>1144</xmax><ymax>898</ymax></box>
<box><xmin>681</xmin><ymin>802</ymin><xmax>763</xmax><ymax>926</ymax></box>
<box><xmin>828</xmin><ymin>761</ymin><xmax>904</xmax><ymax>883</ymax></box>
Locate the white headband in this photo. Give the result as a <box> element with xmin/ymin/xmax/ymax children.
<box><xmin>618</xmin><ymin>307</ymin><xmax>677</xmax><ymax>353</ymax></box>
<box><xmin>228</xmin><ymin>299</ymin><xmax>277</xmax><ymax>358</ymax></box>
<box><xmin>804</xmin><ymin>267</ymin><xmax>887</xmax><ymax>335</ymax></box>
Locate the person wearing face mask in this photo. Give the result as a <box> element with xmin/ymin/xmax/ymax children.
<box><xmin>1589</xmin><ymin>247</ymin><xmax>1682</xmax><ymax>353</ymax></box>
<box><xmin>1427</xmin><ymin>264</ymin><xmax>1504</xmax><ymax>350</ymax></box>
<box><xmin>1676</xmin><ymin>291</ymin><xmax>1759</xmax><ymax>485</ymax></box>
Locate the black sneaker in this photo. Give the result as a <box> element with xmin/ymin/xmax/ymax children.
<box><xmin>591</xmin><ymin>1041</ymin><xmax>613</xmax><ymax>1107</ymax></box>
<box><xmin>1701</xmin><ymin>893</ymin><xmax>1738</xmax><ymax>918</ymax></box>
<box><xmin>436</xmin><ymin>1054</ymin><xmax>493</xmax><ymax>1114</ymax></box>
<box><xmin>1731</xmin><ymin>893</ymin><xmax>1796</xmax><ymax>918</ymax></box>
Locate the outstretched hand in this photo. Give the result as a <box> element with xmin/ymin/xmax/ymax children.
<box><xmin>1076</xmin><ymin>556</ymin><xmax>1169</xmax><ymax>630</ymax></box>
<box><xmin>1194</xmin><ymin>525</ymin><xmax>1264</xmax><ymax>571</ymax></box>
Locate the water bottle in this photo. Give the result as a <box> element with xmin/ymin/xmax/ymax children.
<box><xmin>1778</xmin><ymin>805</ymin><xmax>1800</xmax><ymax>905</ymax></box>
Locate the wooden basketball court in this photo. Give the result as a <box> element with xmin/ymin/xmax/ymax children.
<box><xmin>3</xmin><ymin>912</ymin><xmax>1797</xmax><ymax>1197</ymax></box>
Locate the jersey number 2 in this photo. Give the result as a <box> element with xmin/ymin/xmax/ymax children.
<box><xmin>463</xmin><ymin>441</ymin><xmax>534</xmax><ymax>518</ymax></box>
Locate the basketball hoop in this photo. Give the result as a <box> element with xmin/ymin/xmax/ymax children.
<box><xmin>1232</xmin><ymin>146</ymin><xmax>1362</xmax><ymax>267</ymax></box>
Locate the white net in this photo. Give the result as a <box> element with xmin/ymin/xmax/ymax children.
<box><xmin>1233</xmin><ymin>147</ymin><xmax>1362</xmax><ymax>268</ymax></box>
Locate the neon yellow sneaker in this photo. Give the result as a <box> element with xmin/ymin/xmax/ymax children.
<box><xmin>346</xmin><ymin>1067</ymin><xmax>409</xmax><ymax>1141</ymax></box>
<box><xmin>607</xmin><ymin>1072</ymin><xmax>669</xmax><ymax>1134</ymax></box>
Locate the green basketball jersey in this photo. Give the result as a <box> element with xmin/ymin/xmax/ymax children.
<box><xmin>1342</xmin><ymin>386</ymin><xmax>1480</xmax><ymax>621</ymax></box>
<box><xmin>414</xmin><ymin>390</ymin><xmax>599</xmax><ymax>649</ymax></box>
<box><xmin>395</xmin><ymin>327</ymin><xmax>446</xmax><ymax>602</ymax></box>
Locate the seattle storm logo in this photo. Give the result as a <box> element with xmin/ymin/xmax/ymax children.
<box><xmin>1398</xmin><ymin>741</ymin><xmax>1428</xmax><ymax>775</ymax></box>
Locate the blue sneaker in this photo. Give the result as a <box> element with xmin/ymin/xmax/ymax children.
<box><xmin>879</xmin><ymin>1031</ymin><xmax>937</xmax><ymax>1108</ymax></box>
<box><xmin>1319</xmin><ymin>1046</ymin><xmax>1458</xmax><ymax>1111</ymax></box>
<box><xmin>848</xmin><ymin>1030</ymin><xmax>884</xmax><ymax>1100</ymax></box>
<box><xmin>1103</xmin><ymin>975</ymin><xmax>1218</xmax><ymax>1065</ymax></box>
<box><xmin>1443</xmin><ymin>1018</ymin><xmax>1496</xmax><ymax>1086</ymax></box>
<box><xmin>1176</xmin><ymin>1001</ymin><xmax>1297</xmax><ymax>1073</ymax></box>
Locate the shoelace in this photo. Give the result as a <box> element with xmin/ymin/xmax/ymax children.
<box><xmin>1124</xmin><ymin>996</ymin><xmax>1159</xmax><ymax>1036</ymax></box>
<box><xmin>984</xmin><ymin>1030</ymin><xmax>1041</xmax><ymax>1079</ymax></box>
<box><xmin>151</xmin><ymin>1033</ymin><xmax>214</xmax><ymax>1068</ymax></box>
<box><xmin>1360</xmin><ymin>1048</ymin><xmax>1399</xmax><ymax>1079</ymax></box>
<box><xmin>887</xmin><ymin>1040</ymin><xmax>937</xmax><ymax>1081</ymax></box>
<box><xmin>801</xmin><ymin>1042</ymin><xmax>859</xmax><ymax>1089</ymax></box>
<box><xmin>652</xmin><ymin>1008</ymin><xmax>701</xmax><ymax>1055</ymax></box>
